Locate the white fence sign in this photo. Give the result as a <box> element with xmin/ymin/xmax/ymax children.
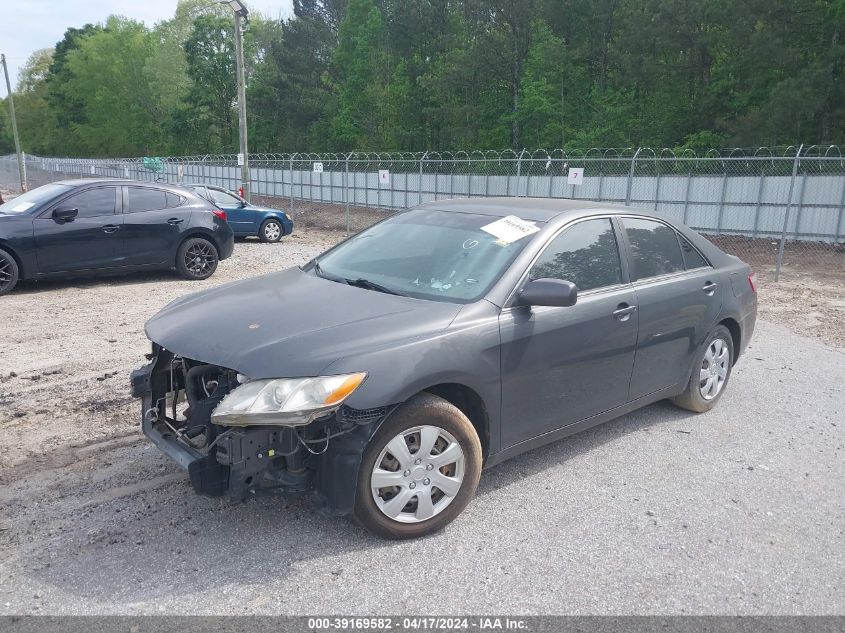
<box><xmin>313</xmin><ymin>162</ymin><xmax>324</xmax><ymax>173</ymax></box>
<box><xmin>567</xmin><ymin>167</ymin><xmax>584</xmax><ymax>185</ymax></box>
<box><xmin>378</xmin><ymin>169</ymin><xmax>390</xmax><ymax>185</ymax></box>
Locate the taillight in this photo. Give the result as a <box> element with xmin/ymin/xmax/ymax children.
<box><xmin>212</xmin><ymin>209</ymin><xmax>227</xmax><ymax>221</ymax></box>
<box><xmin>748</xmin><ymin>272</ymin><xmax>757</xmax><ymax>293</ymax></box>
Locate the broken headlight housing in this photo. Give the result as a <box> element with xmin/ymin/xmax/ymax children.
<box><xmin>210</xmin><ymin>372</ymin><xmax>367</xmax><ymax>427</ymax></box>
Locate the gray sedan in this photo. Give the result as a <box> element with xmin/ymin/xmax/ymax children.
<box><xmin>131</xmin><ymin>198</ymin><xmax>757</xmax><ymax>539</ymax></box>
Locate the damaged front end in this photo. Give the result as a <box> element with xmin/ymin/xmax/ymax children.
<box><xmin>130</xmin><ymin>345</ymin><xmax>391</xmax><ymax>509</ymax></box>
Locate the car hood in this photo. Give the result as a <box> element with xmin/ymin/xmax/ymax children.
<box><xmin>0</xmin><ymin>212</ymin><xmax>30</xmax><ymax>222</ymax></box>
<box><xmin>145</xmin><ymin>267</ymin><xmax>463</xmax><ymax>378</ymax></box>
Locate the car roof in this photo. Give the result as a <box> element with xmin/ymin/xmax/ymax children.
<box><xmin>183</xmin><ymin>183</ymin><xmax>227</xmax><ymax>190</ymax></box>
<box><xmin>52</xmin><ymin>178</ymin><xmax>190</xmax><ymax>193</ymax></box>
<box><xmin>415</xmin><ymin>197</ymin><xmax>633</xmax><ymax>222</ymax></box>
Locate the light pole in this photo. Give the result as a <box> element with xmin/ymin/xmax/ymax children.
<box><xmin>1</xmin><ymin>53</ymin><xmax>26</xmax><ymax>192</ymax></box>
<box><xmin>219</xmin><ymin>0</ymin><xmax>250</xmax><ymax>202</ymax></box>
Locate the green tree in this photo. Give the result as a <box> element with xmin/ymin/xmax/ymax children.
<box><xmin>11</xmin><ymin>49</ymin><xmax>57</xmax><ymax>154</ymax></box>
<box><xmin>184</xmin><ymin>15</ymin><xmax>237</xmax><ymax>152</ymax></box>
<box><xmin>320</xmin><ymin>0</ymin><xmax>399</xmax><ymax>150</ymax></box>
<box><xmin>45</xmin><ymin>23</ymin><xmax>104</xmax><ymax>154</ymax></box>
<box><xmin>63</xmin><ymin>16</ymin><xmax>157</xmax><ymax>155</ymax></box>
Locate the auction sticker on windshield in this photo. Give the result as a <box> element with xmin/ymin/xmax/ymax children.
<box><xmin>480</xmin><ymin>215</ymin><xmax>540</xmax><ymax>244</ymax></box>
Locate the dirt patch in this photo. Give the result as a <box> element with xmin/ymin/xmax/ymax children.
<box><xmin>251</xmin><ymin>195</ymin><xmax>395</xmax><ymax>234</ymax></box>
<box><xmin>706</xmin><ymin>233</ymin><xmax>845</xmax><ymax>280</ymax></box>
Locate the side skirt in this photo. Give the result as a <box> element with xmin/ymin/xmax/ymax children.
<box><xmin>484</xmin><ymin>384</ymin><xmax>683</xmax><ymax>469</ymax></box>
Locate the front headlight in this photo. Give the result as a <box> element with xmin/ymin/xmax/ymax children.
<box><xmin>211</xmin><ymin>372</ymin><xmax>367</xmax><ymax>427</ymax></box>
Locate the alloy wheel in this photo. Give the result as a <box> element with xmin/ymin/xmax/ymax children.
<box><xmin>699</xmin><ymin>338</ymin><xmax>729</xmax><ymax>400</ymax></box>
<box><xmin>371</xmin><ymin>425</ymin><xmax>465</xmax><ymax>524</ymax></box>
<box><xmin>0</xmin><ymin>255</ymin><xmax>13</xmax><ymax>292</ymax></box>
<box><xmin>184</xmin><ymin>242</ymin><xmax>215</xmax><ymax>276</ymax></box>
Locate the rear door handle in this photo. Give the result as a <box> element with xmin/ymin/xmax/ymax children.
<box><xmin>167</xmin><ymin>218</ymin><xmax>184</xmax><ymax>226</ymax></box>
<box><xmin>613</xmin><ymin>304</ymin><xmax>637</xmax><ymax>321</ymax></box>
<box><xmin>102</xmin><ymin>224</ymin><xmax>119</xmax><ymax>234</ymax></box>
<box><xmin>702</xmin><ymin>281</ymin><xmax>718</xmax><ymax>295</ymax></box>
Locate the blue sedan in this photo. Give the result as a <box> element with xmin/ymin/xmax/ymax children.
<box><xmin>188</xmin><ymin>184</ymin><xmax>293</xmax><ymax>242</ymax></box>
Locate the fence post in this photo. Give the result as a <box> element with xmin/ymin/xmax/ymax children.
<box><xmin>418</xmin><ymin>152</ymin><xmax>427</xmax><ymax>205</ymax></box>
<box><xmin>516</xmin><ymin>149</ymin><xmax>525</xmax><ymax>196</ymax></box>
<box><xmin>836</xmin><ymin>177</ymin><xmax>845</xmax><ymax>243</ymax></box>
<box><xmin>625</xmin><ymin>148</ymin><xmax>641</xmax><ymax>205</ymax></box>
<box><xmin>289</xmin><ymin>154</ymin><xmax>296</xmax><ymax>219</ymax></box>
<box><xmin>345</xmin><ymin>151</ymin><xmax>353</xmax><ymax>236</ymax></box>
<box><xmin>793</xmin><ymin>173</ymin><xmax>808</xmax><ymax>241</ymax></box>
<box><xmin>682</xmin><ymin>171</ymin><xmax>693</xmax><ymax>225</ymax></box>
<box><xmin>774</xmin><ymin>144</ymin><xmax>803</xmax><ymax>281</ymax></box>
<box><xmin>751</xmin><ymin>172</ymin><xmax>766</xmax><ymax>238</ymax></box>
<box><xmin>716</xmin><ymin>169</ymin><xmax>729</xmax><ymax>232</ymax></box>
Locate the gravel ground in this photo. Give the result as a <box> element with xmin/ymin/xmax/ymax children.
<box><xmin>0</xmin><ymin>228</ymin><xmax>843</xmax><ymax>616</ymax></box>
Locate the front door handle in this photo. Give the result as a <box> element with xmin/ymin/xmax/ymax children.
<box><xmin>102</xmin><ymin>224</ymin><xmax>120</xmax><ymax>234</ymax></box>
<box><xmin>702</xmin><ymin>281</ymin><xmax>718</xmax><ymax>295</ymax></box>
<box><xmin>167</xmin><ymin>218</ymin><xmax>184</xmax><ymax>226</ymax></box>
<box><xmin>613</xmin><ymin>303</ymin><xmax>637</xmax><ymax>321</ymax></box>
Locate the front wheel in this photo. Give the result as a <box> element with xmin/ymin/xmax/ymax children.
<box><xmin>0</xmin><ymin>248</ymin><xmax>20</xmax><ymax>296</ymax></box>
<box><xmin>354</xmin><ymin>393</ymin><xmax>482</xmax><ymax>539</ymax></box>
<box><xmin>672</xmin><ymin>325</ymin><xmax>734</xmax><ymax>413</ymax></box>
<box><xmin>176</xmin><ymin>237</ymin><xmax>219</xmax><ymax>280</ymax></box>
<box><xmin>259</xmin><ymin>219</ymin><xmax>283</xmax><ymax>243</ymax></box>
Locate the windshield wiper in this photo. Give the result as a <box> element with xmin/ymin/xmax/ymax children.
<box><xmin>314</xmin><ymin>262</ymin><xmax>348</xmax><ymax>284</ymax></box>
<box><xmin>346</xmin><ymin>278</ymin><xmax>405</xmax><ymax>296</ymax></box>
<box><xmin>314</xmin><ymin>263</ymin><xmax>404</xmax><ymax>296</ymax></box>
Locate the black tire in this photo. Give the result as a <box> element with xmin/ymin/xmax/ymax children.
<box><xmin>354</xmin><ymin>393</ymin><xmax>482</xmax><ymax>539</ymax></box>
<box><xmin>0</xmin><ymin>248</ymin><xmax>19</xmax><ymax>297</ymax></box>
<box><xmin>672</xmin><ymin>325</ymin><xmax>735</xmax><ymax>413</ymax></box>
<box><xmin>176</xmin><ymin>237</ymin><xmax>219</xmax><ymax>280</ymax></box>
<box><xmin>259</xmin><ymin>219</ymin><xmax>283</xmax><ymax>243</ymax></box>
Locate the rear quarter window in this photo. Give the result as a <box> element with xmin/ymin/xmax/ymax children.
<box><xmin>166</xmin><ymin>192</ymin><xmax>184</xmax><ymax>208</ymax></box>
<box><xmin>679</xmin><ymin>234</ymin><xmax>709</xmax><ymax>269</ymax></box>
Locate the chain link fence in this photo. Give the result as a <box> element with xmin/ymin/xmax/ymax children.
<box><xmin>2</xmin><ymin>146</ymin><xmax>843</xmax><ymax>281</ymax></box>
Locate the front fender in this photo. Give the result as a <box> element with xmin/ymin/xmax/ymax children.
<box><xmin>321</xmin><ymin>300</ymin><xmax>503</xmax><ymax>450</ymax></box>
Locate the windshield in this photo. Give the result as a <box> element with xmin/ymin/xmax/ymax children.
<box><xmin>314</xmin><ymin>209</ymin><xmax>539</xmax><ymax>303</ymax></box>
<box><xmin>0</xmin><ymin>183</ymin><xmax>73</xmax><ymax>215</ymax></box>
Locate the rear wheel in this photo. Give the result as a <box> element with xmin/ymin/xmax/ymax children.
<box><xmin>259</xmin><ymin>219</ymin><xmax>283</xmax><ymax>243</ymax></box>
<box><xmin>0</xmin><ymin>248</ymin><xmax>19</xmax><ymax>296</ymax></box>
<box><xmin>176</xmin><ymin>237</ymin><xmax>219</xmax><ymax>280</ymax></box>
<box><xmin>672</xmin><ymin>325</ymin><xmax>734</xmax><ymax>413</ymax></box>
<box><xmin>354</xmin><ymin>393</ymin><xmax>482</xmax><ymax>539</ymax></box>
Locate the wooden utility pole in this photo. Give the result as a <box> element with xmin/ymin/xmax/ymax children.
<box><xmin>1</xmin><ymin>53</ymin><xmax>26</xmax><ymax>192</ymax></box>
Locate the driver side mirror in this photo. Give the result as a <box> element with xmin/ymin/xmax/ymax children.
<box><xmin>518</xmin><ymin>278</ymin><xmax>578</xmax><ymax>307</ymax></box>
<box><xmin>52</xmin><ymin>207</ymin><xmax>79</xmax><ymax>223</ymax></box>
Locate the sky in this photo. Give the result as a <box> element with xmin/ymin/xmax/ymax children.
<box><xmin>0</xmin><ymin>0</ymin><xmax>294</xmax><ymax>92</ymax></box>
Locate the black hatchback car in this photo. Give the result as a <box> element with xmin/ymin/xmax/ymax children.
<box><xmin>132</xmin><ymin>198</ymin><xmax>757</xmax><ymax>539</ymax></box>
<box><xmin>0</xmin><ymin>179</ymin><xmax>234</xmax><ymax>296</ymax></box>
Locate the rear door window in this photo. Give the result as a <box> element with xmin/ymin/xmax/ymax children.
<box><xmin>621</xmin><ymin>217</ymin><xmax>686</xmax><ymax>281</ymax></box>
<box><xmin>125</xmin><ymin>188</ymin><xmax>168</xmax><ymax>213</ymax></box>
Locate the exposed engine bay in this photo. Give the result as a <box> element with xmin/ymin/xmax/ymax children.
<box><xmin>130</xmin><ymin>345</ymin><xmax>392</xmax><ymax>507</ymax></box>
